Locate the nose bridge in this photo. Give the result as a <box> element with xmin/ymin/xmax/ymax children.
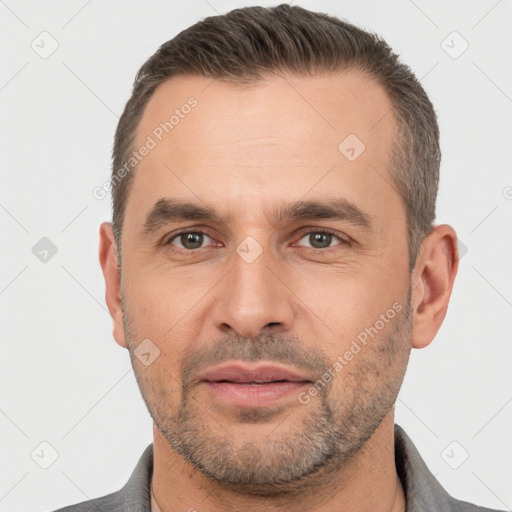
<box><xmin>212</xmin><ymin>240</ymin><xmax>294</xmax><ymax>338</ymax></box>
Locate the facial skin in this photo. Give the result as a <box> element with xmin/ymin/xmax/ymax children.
<box><xmin>99</xmin><ymin>71</ymin><xmax>458</xmax><ymax>512</ymax></box>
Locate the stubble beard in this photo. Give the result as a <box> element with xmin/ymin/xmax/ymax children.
<box><xmin>123</xmin><ymin>293</ymin><xmax>412</xmax><ymax>494</ymax></box>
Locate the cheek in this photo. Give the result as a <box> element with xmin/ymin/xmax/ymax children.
<box><xmin>288</xmin><ymin>270</ymin><xmax>409</xmax><ymax>400</ymax></box>
<box><xmin>122</xmin><ymin>275</ymin><xmax>210</xmax><ymax>384</ymax></box>
<box><xmin>320</xmin><ymin>306</ymin><xmax>411</xmax><ymax>403</ymax></box>
<box><xmin>125</xmin><ymin>268</ymin><xmax>210</xmax><ymax>334</ymax></box>
<box><xmin>292</xmin><ymin>264</ymin><xmax>407</xmax><ymax>347</ymax></box>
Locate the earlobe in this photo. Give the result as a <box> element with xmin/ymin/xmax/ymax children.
<box><xmin>410</xmin><ymin>225</ymin><xmax>459</xmax><ymax>349</ymax></box>
<box><xmin>98</xmin><ymin>222</ymin><xmax>127</xmax><ymax>348</ymax></box>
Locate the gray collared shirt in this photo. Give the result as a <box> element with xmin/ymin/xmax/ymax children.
<box><xmin>52</xmin><ymin>424</ymin><xmax>505</xmax><ymax>511</ymax></box>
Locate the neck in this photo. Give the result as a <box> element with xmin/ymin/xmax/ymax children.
<box><xmin>151</xmin><ymin>411</ymin><xmax>406</xmax><ymax>512</ymax></box>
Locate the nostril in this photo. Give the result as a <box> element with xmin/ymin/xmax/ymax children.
<box><xmin>265</xmin><ymin>322</ymin><xmax>281</xmax><ymax>328</ymax></box>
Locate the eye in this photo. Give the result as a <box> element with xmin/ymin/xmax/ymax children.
<box><xmin>165</xmin><ymin>229</ymin><xmax>348</xmax><ymax>252</ymax></box>
<box><xmin>295</xmin><ymin>230</ymin><xmax>347</xmax><ymax>249</ymax></box>
<box><xmin>167</xmin><ymin>230</ymin><xmax>214</xmax><ymax>250</ymax></box>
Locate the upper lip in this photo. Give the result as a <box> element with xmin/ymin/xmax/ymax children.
<box><xmin>199</xmin><ymin>363</ymin><xmax>312</xmax><ymax>384</ymax></box>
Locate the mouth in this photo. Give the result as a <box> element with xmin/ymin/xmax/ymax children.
<box><xmin>198</xmin><ymin>363</ymin><xmax>312</xmax><ymax>407</ymax></box>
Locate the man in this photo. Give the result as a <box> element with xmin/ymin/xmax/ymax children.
<box><xmin>54</xmin><ymin>4</ymin><xmax>504</xmax><ymax>512</ymax></box>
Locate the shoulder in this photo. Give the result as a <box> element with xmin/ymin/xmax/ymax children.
<box><xmin>50</xmin><ymin>489</ymin><xmax>124</xmax><ymax>512</ymax></box>
<box><xmin>394</xmin><ymin>425</ymin><xmax>506</xmax><ymax>512</ymax></box>
<box><xmin>445</xmin><ymin>496</ymin><xmax>506</xmax><ymax>512</ymax></box>
<box><xmin>49</xmin><ymin>443</ymin><xmax>153</xmax><ymax>512</ymax></box>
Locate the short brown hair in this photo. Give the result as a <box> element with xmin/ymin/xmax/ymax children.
<box><xmin>111</xmin><ymin>4</ymin><xmax>440</xmax><ymax>270</ymax></box>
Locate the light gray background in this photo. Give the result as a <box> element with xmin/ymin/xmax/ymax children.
<box><xmin>1</xmin><ymin>1</ymin><xmax>511</xmax><ymax>511</ymax></box>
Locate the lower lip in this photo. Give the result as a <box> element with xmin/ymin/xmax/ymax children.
<box><xmin>203</xmin><ymin>381</ymin><xmax>309</xmax><ymax>407</ymax></box>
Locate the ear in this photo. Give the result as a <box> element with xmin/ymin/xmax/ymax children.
<box><xmin>410</xmin><ymin>224</ymin><xmax>459</xmax><ymax>349</ymax></box>
<box><xmin>98</xmin><ymin>222</ymin><xmax>127</xmax><ymax>348</ymax></box>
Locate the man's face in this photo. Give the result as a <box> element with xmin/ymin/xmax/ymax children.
<box><xmin>120</xmin><ymin>71</ymin><xmax>413</xmax><ymax>489</ymax></box>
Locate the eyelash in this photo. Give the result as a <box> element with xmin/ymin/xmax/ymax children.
<box><xmin>164</xmin><ymin>228</ymin><xmax>350</xmax><ymax>252</ymax></box>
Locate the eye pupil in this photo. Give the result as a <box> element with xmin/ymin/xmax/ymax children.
<box><xmin>181</xmin><ymin>232</ymin><xmax>203</xmax><ymax>249</ymax></box>
<box><xmin>309</xmin><ymin>232</ymin><xmax>332</xmax><ymax>249</ymax></box>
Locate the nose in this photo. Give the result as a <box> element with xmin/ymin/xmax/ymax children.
<box><xmin>211</xmin><ymin>245</ymin><xmax>295</xmax><ymax>339</ymax></box>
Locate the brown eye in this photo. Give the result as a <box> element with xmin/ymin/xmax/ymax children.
<box><xmin>168</xmin><ymin>231</ymin><xmax>212</xmax><ymax>250</ymax></box>
<box><xmin>296</xmin><ymin>231</ymin><xmax>345</xmax><ymax>249</ymax></box>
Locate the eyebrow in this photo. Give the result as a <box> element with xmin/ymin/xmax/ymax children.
<box><xmin>271</xmin><ymin>198</ymin><xmax>372</xmax><ymax>229</ymax></box>
<box><xmin>142</xmin><ymin>197</ymin><xmax>372</xmax><ymax>235</ymax></box>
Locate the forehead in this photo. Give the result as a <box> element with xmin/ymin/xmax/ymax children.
<box><xmin>126</xmin><ymin>70</ymin><xmax>401</xmax><ymax>229</ymax></box>
<box><xmin>136</xmin><ymin>70</ymin><xmax>396</xmax><ymax>161</ymax></box>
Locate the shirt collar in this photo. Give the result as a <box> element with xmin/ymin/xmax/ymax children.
<box><xmin>393</xmin><ymin>423</ymin><xmax>454</xmax><ymax>511</ymax></box>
